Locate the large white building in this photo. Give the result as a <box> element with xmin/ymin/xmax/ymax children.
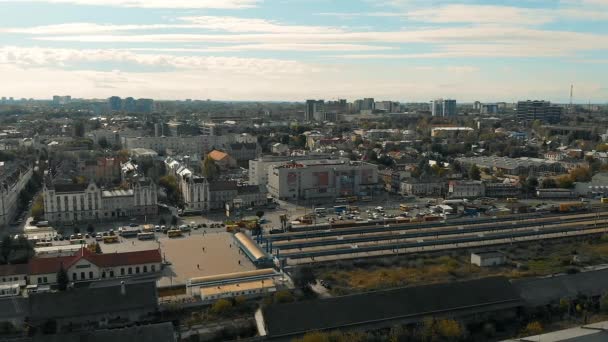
<box><xmin>42</xmin><ymin>178</ymin><xmax>158</xmax><ymax>224</ymax></box>
<box><xmin>267</xmin><ymin>160</ymin><xmax>379</xmax><ymax>200</ymax></box>
<box><xmin>248</xmin><ymin>154</ymin><xmax>343</xmax><ymax>186</ymax></box>
<box><xmin>0</xmin><ymin>163</ymin><xmax>33</xmax><ymax>226</ymax></box>
<box><xmin>165</xmin><ymin>158</ymin><xmax>266</xmax><ymax>213</ymax></box>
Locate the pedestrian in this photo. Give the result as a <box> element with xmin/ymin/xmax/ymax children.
<box><xmin>197</xmin><ymin>264</ymin><xmax>200</xmax><ymax>269</ymax></box>
<box><xmin>238</xmin><ymin>260</ymin><xmax>241</xmax><ymax>265</ymax></box>
<box><xmin>203</xmin><ymin>247</ymin><xmax>205</xmax><ymax>252</ymax></box>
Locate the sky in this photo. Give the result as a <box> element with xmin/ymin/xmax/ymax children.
<box><xmin>0</xmin><ymin>0</ymin><xmax>607</xmax><ymax>103</ymax></box>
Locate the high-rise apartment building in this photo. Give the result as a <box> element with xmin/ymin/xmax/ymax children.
<box><xmin>305</xmin><ymin>99</ymin><xmax>325</xmax><ymax>121</ymax></box>
<box><xmin>516</xmin><ymin>100</ymin><xmax>562</xmax><ymax>124</ymax></box>
<box><xmin>108</xmin><ymin>96</ymin><xmax>122</xmax><ymax>111</ymax></box>
<box><xmin>431</xmin><ymin>99</ymin><xmax>457</xmax><ymax>117</ymax></box>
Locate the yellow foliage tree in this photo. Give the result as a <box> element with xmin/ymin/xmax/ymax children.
<box><xmin>522</xmin><ymin>321</ymin><xmax>543</xmax><ymax>336</ymax></box>
<box><xmin>436</xmin><ymin>319</ymin><xmax>463</xmax><ymax>339</ymax></box>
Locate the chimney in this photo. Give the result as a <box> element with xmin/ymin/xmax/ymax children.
<box><xmin>120</xmin><ymin>281</ymin><xmax>126</xmax><ymax>296</ymax></box>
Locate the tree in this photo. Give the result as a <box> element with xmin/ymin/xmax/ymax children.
<box><xmin>210</xmin><ymin>298</ymin><xmax>232</xmax><ymax>315</ymax></box>
<box><xmin>436</xmin><ymin>319</ymin><xmax>463</xmax><ymax>339</ymax></box>
<box><xmin>541</xmin><ymin>177</ymin><xmax>557</xmax><ymax>189</ymax></box>
<box><xmin>569</xmin><ymin>167</ymin><xmax>592</xmax><ymax>182</ymax></box>
<box><xmin>522</xmin><ymin>321</ymin><xmax>543</xmax><ymax>336</ymax></box>
<box><xmin>73</xmin><ymin>120</ymin><xmax>85</xmax><ymax>138</ymax></box>
<box><xmin>159</xmin><ymin>217</ymin><xmax>166</xmax><ymax>225</ymax></box>
<box><xmin>57</xmin><ymin>265</ymin><xmax>69</xmax><ymax>291</ymax></box>
<box><xmin>469</xmin><ymin>164</ymin><xmax>481</xmax><ymax>180</ymax></box>
<box><xmin>86</xmin><ymin>224</ymin><xmax>95</xmax><ymax>234</ymax></box>
<box><xmin>31</xmin><ymin>194</ymin><xmax>44</xmax><ymax>220</ymax></box>
<box><xmin>600</xmin><ymin>293</ymin><xmax>608</xmax><ymax>313</ymax></box>
<box><xmin>0</xmin><ymin>235</ymin><xmax>12</xmax><ymax>263</ymax></box>
<box><xmin>170</xmin><ymin>215</ymin><xmax>178</xmax><ymax>226</ymax></box>
<box><xmin>524</xmin><ymin>177</ymin><xmax>539</xmax><ymax>194</ymax></box>
<box><xmin>73</xmin><ymin>227</ymin><xmax>80</xmax><ymax>234</ymax></box>
<box><xmin>98</xmin><ymin>136</ymin><xmax>109</xmax><ymax>149</ymax></box>
<box><xmin>256</xmin><ymin>210</ymin><xmax>265</xmax><ymax>219</ymax></box>
<box><xmin>292</xmin><ymin>265</ymin><xmax>316</xmax><ymax>289</ymax></box>
<box><xmin>273</xmin><ymin>290</ymin><xmax>295</xmax><ymax>303</ymax></box>
<box><xmin>202</xmin><ymin>157</ymin><xmax>219</xmax><ymax>180</ymax></box>
<box><xmin>557</xmin><ymin>175</ymin><xmax>574</xmax><ymax>189</ymax></box>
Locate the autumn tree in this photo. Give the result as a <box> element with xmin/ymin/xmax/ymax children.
<box><xmin>202</xmin><ymin>157</ymin><xmax>219</xmax><ymax>180</ymax></box>
<box><xmin>469</xmin><ymin>165</ymin><xmax>481</xmax><ymax>180</ymax></box>
<box><xmin>522</xmin><ymin>321</ymin><xmax>543</xmax><ymax>337</ymax></box>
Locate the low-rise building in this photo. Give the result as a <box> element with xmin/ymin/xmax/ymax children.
<box><xmin>188</xmin><ymin>269</ymin><xmax>280</xmax><ymax>304</ymax></box>
<box><xmin>78</xmin><ymin>157</ymin><xmax>121</xmax><ymax>184</ymax></box>
<box><xmin>27</xmin><ymin>248</ymin><xmax>162</xmax><ymax>286</ymax></box>
<box><xmin>431</xmin><ymin>126</ymin><xmax>474</xmax><ymax>138</ymax></box>
<box><xmin>271</xmin><ymin>143</ymin><xmax>289</xmax><ymax>155</ymax></box>
<box><xmin>208</xmin><ymin>150</ymin><xmax>237</xmax><ymax>170</ymax></box>
<box><xmin>456</xmin><ymin>156</ymin><xmax>567</xmax><ymax>177</ymax></box>
<box><xmin>400</xmin><ymin>178</ymin><xmax>445</xmax><ymax>197</ymax></box>
<box><xmin>27</xmin><ymin>281</ymin><xmax>158</xmax><ymax>331</ymax></box>
<box><xmin>227</xmin><ymin>142</ymin><xmax>261</xmax><ymax>162</ymax></box>
<box><xmin>471</xmin><ymin>251</ymin><xmax>506</xmax><ymax>267</ymax></box>
<box><xmin>448</xmin><ymin>180</ymin><xmax>485</xmax><ymax>198</ymax></box>
<box><xmin>484</xmin><ymin>182</ymin><xmax>521</xmax><ymax>198</ymax></box>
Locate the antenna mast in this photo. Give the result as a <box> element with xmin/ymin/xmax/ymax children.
<box><xmin>569</xmin><ymin>84</ymin><xmax>573</xmax><ymax>113</ymax></box>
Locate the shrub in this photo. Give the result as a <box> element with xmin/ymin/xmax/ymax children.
<box><xmin>210</xmin><ymin>299</ymin><xmax>232</xmax><ymax>316</ymax></box>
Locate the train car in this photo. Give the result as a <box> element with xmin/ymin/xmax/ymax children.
<box><xmin>559</xmin><ymin>202</ymin><xmax>586</xmax><ymax>212</ymax></box>
<box><xmin>137</xmin><ymin>232</ymin><xmax>155</xmax><ymax>240</ymax></box>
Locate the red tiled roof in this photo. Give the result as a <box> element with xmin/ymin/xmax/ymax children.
<box><xmin>28</xmin><ymin>248</ymin><xmax>162</xmax><ymax>275</ymax></box>
<box><xmin>0</xmin><ymin>263</ymin><xmax>29</xmax><ymax>277</ymax></box>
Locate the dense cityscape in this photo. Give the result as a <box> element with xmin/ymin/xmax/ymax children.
<box><xmin>2</xmin><ymin>0</ymin><xmax>608</xmax><ymax>341</ymax></box>
<box><xmin>0</xmin><ymin>95</ymin><xmax>607</xmax><ymax>341</ymax></box>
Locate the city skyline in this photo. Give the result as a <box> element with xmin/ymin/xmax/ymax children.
<box><xmin>0</xmin><ymin>0</ymin><xmax>607</xmax><ymax>102</ymax></box>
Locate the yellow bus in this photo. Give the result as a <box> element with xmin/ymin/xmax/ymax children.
<box><xmin>601</xmin><ymin>198</ymin><xmax>608</xmax><ymax>204</ymax></box>
<box><xmin>103</xmin><ymin>235</ymin><xmax>119</xmax><ymax>244</ymax></box>
<box><xmin>506</xmin><ymin>198</ymin><xmax>519</xmax><ymax>203</ymax></box>
<box><xmin>400</xmin><ymin>204</ymin><xmax>410</xmax><ymax>211</ymax></box>
<box><xmin>167</xmin><ymin>229</ymin><xmax>183</xmax><ymax>238</ymax></box>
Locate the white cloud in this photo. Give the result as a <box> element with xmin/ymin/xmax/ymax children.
<box><xmin>322</xmin><ymin>3</ymin><xmax>608</xmax><ymax>23</ymax></box>
<box><xmin>2</xmin><ymin>23</ymin><xmax>180</xmax><ymax>35</ymax></box>
<box><xmin>0</xmin><ymin>46</ymin><xmax>314</xmax><ymax>75</ymax></box>
<box><xmin>405</xmin><ymin>4</ymin><xmax>555</xmax><ymax>26</ymax></box>
<box><xmin>33</xmin><ymin>26</ymin><xmax>608</xmax><ymax>54</ymax></box>
<box><xmin>129</xmin><ymin>44</ymin><xmax>394</xmax><ymax>52</ymax></box>
<box><xmin>0</xmin><ymin>0</ymin><xmax>258</xmax><ymax>9</ymax></box>
<box><xmin>177</xmin><ymin>16</ymin><xmax>344</xmax><ymax>34</ymax></box>
<box><xmin>1</xmin><ymin>17</ymin><xmax>345</xmax><ymax>35</ymax></box>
